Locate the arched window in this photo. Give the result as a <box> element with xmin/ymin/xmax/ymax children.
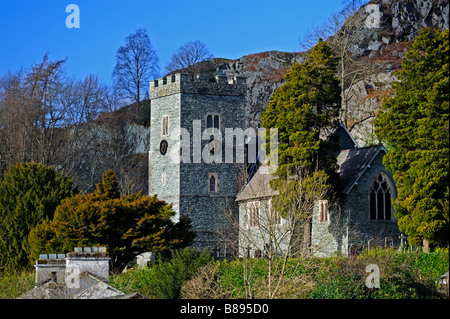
<box><xmin>208</xmin><ymin>173</ymin><xmax>218</xmax><ymax>193</ymax></box>
<box><xmin>213</xmin><ymin>115</ymin><xmax>219</xmax><ymax>130</ymax></box>
<box><xmin>369</xmin><ymin>173</ymin><xmax>393</xmax><ymax>220</ymax></box>
<box><xmin>209</xmin><ymin>175</ymin><xmax>216</xmax><ymax>192</ymax></box>
<box><xmin>205</xmin><ymin>113</ymin><xmax>221</xmax><ymax>133</ymax></box>
<box><xmin>206</xmin><ymin>115</ymin><xmax>213</xmax><ymax>130</ymax></box>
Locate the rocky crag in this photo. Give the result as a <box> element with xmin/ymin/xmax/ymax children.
<box><xmin>204</xmin><ymin>0</ymin><xmax>448</xmax><ymax>144</ymax></box>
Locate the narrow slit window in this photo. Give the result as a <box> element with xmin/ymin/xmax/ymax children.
<box><xmin>207</xmin><ymin>115</ymin><xmax>213</xmax><ymax>129</ymax></box>
<box><xmin>209</xmin><ymin>175</ymin><xmax>216</xmax><ymax>192</ymax></box>
<box><xmin>162</xmin><ymin>115</ymin><xmax>169</xmax><ymax>136</ymax></box>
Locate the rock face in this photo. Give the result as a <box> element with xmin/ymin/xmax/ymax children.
<box><xmin>205</xmin><ymin>0</ymin><xmax>448</xmax><ymax>145</ymax></box>
<box><xmin>209</xmin><ymin>51</ymin><xmax>306</xmax><ymax>128</ymax></box>
<box><xmin>346</xmin><ymin>0</ymin><xmax>448</xmax><ymax>55</ymax></box>
<box><xmin>335</xmin><ymin>0</ymin><xmax>448</xmax><ymax>144</ymax></box>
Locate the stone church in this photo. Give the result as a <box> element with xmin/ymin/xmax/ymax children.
<box><xmin>236</xmin><ymin>122</ymin><xmax>402</xmax><ymax>257</ymax></box>
<box><xmin>148</xmin><ymin>73</ymin><xmax>402</xmax><ymax>257</ymax></box>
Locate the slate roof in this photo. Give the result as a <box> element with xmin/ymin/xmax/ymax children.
<box><xmin>236</xmin><ymin>163</ymin><xmax>278</xmax><ymax>201</ymax></box>
<box><xmin>236</xmin><ymin>125</ymin><xmax>386</xmax><ymax>201</ymax></box>
<box><xmin>17</xmin><ymin>272</ymin><xmax>145</xmax><ymax>299</ymax></box>
<box><xmin>337</xmin><ymin>144</ymin><xmax>385</xmax><ymax>194</ymax></box>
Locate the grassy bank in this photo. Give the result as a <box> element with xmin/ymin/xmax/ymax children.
<box><xmin>1</xmin><ymin>248</ymin><xmax>447</xmax><ymax>299</ymax></box>
<box><xmin>111</xmin><ymin>248</ymin><xmax>449</xmax><ymax>299</ymax></box>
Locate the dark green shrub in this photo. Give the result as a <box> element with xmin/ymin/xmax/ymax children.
<box><xmin>111</xmin><ymin>247</ymin><xmax>212</xmax><ymax>299</ymax></box>
<box><xmin>309</xmin><ymin>249</ymin><xmax>449</xmax><ymax>299</ymax></box>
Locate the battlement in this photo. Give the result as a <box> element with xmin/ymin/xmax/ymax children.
<box><xmin>149</xmin><ymin>73</ymin><xmax>247</xmax><ymax>99</ymax></box>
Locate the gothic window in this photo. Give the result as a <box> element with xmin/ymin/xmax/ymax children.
<box><xmin>214</xmin><ymin>115</ymin><xmax>219</xmax><ymax>130</ymax></box>
<box><xmin>207</xmin><ymin>115</ymin><xmax>213</xmax><ymax>130</ymax></box>
<box><xmin>205</xmin><ymin>113</ymin><xmax>221</xmax><ymax>133</ymax></box>
<box><xmin>161</xmin><ymin>115</ymin><xmax>169</xmax><ymax>136</ymax></box>
<box><xmin>369</xmin><ymin>173</ymin><xmax>393</xmax><ymax>220</ymax></box>
<box><xmin>318</xmin><ymin>199</ymin><xmax>329</xmax><ymax>223</ymax></box>
<box><xmin>208</xmin><ymin>173</ymin><xmax>218</xmax><ymax>193</ymax></box>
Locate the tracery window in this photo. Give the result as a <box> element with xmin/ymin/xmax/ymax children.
<box><xmin>369</xmin><ymin>173</ymin><xmax>393</xmax><ymax>220</ymax></box>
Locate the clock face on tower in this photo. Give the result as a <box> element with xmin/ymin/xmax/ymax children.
<box><xmin>160</xmin><ymin>140</ymin><xmax>168</xmax><ymax>155</ymax></box>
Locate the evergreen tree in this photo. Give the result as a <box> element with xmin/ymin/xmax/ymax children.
<box><xmin>95</xmin><ymin>170</ymin><xmax>120</xmax><ymax>199</ymax></box>
<box><xmin>28</xmin><ymin>170</ymin><xmax>195</xmax><ymax>270</ymax></box>
<box><xmin>261</xmin><ymin>39</ymin><xmax>341</xmax><ymax>186</ymax></box>
<box><xmin>375</xmin><ymin>28</ymin><xmax>449</xmax><ymax>251</ymax></box>
<box><xmin>0</xmin><ymin>163</ymin><xmax>76</xmax><ymax>269</ymax></box>
<box><xmin>260</xmin><ymin>40</ymin><xmax>341</xmax><ymax>253</ymax></box>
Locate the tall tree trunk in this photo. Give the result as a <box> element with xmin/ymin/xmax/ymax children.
<box><xmin>303</xmin><ymin>217</ymin><xmax>312</xmax><ymax>256</ymax></box>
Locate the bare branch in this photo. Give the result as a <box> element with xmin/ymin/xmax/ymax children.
<box><xmin>165</xmin><ymin>40</ymin><xmax>214</xmax><ymax>76</ymax></box>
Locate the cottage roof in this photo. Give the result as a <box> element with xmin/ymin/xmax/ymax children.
<box><xmin>337</xmin><ymin>144</ymin><xmax>386</xmax><ymax>194</ymax></box>
<box><xmin>17</xmin><ymin>246</ymin><xmax>146</xmax><ymax>299</ymax></box>
<box><xmin>17</xmin><ymin>272</ymin><xmax>129</xmax><ymax>299</ymax></box>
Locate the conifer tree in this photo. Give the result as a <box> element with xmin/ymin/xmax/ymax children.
<box><xmin>95</xmin><ymin>170</ymin><xmax>120</xmax><ymax>199</ymax></box>
<box><xmin>375</xmin><ymin>28</ymin><xmax>449</xmax><ymax>251</ymax></box>
<box><xmin>28</xmin><ymin>170</ymin><xmax>195</xmax><ymax>270</ymax></box>
<box><xmin>260</xmin><ymin>40</ymin><xmax>341</xmax><ymax>253</ymax></box>
<box><xmin>261</xmin><ymin>39</ymin><xmax>341</xmax><ymax>185</ymax></box>
<box><xmin>0</xmin><ymin>163</ymin><xmax>76</xmax><ymax>269</ymax></box>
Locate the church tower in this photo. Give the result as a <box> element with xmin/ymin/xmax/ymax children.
<box><xmin>149</xmin><ymin>73</ymin><xmax>247</xmax><ymax>252</ymax></box>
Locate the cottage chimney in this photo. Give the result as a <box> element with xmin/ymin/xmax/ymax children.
<box><xmin>65</xmin><ymin>247</ymin><xmax>110</xmax><ymax>282</ymax></box>
<box><xmin>35</xmin><ymin>254</ymin><xmax>66</xmax><ymax>287</ymax></box>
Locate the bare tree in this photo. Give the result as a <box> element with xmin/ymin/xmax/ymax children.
<box><xmin>112</xmin><ymin>28</ymin><xmax>159</xmax><ymax>108</ymax></box>
<box><xmin>165</xmin><ymin>40</ymin><xmax>214</xmax><ymax>76</ymax></box>
<box><xmin>0</xmin><ymin>55</ymin><xmax>107</xmax><ymax>180</ymax></box>
<box><xmin>219</xmin><ymin>162</ymin><xmax>351</xmax><ymax>298</ymax></box>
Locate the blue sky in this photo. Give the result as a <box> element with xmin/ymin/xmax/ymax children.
<box><xmin>0</xmin><ymin>0</ymin><xmax>344</xmax><ymax>85</ymax></box>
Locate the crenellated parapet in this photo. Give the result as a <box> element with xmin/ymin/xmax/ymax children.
<box><xmin>149</xmin><ymin>73</ymin><xmax>247</xmax><ymax>99</ymax></box>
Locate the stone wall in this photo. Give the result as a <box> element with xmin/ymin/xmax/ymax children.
<box><xmin>343</xmin><ymin>150</ymin><xmax>401</xmax><ymax>249</ymax></box>
<box><xmin>149</xmin><ymin>73</ymin><xmax>247</xmax><ymax>250</ymax></box>
<box><xmin>148</xmin><ymin>90</ymin><xmax>181</xmax><ymax>218</ymax></box>
<box><xmin>311</xmin><ymin>150</ymin><xmax>402</xmax><ymax>257</ymax></box>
